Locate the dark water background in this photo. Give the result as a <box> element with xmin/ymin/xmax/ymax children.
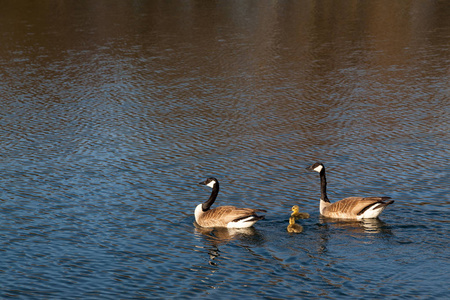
<box><xmin>0</xmin><ymin>0</ymin><xmax>449</xmax><ymax>299</ymax></box>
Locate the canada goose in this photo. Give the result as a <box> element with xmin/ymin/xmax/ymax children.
<box><xmin>306</xmin><ymin>162</ymin><xmax>394</xmax><ymax>219</ymax></box>
<box><xmin>195</xmin><ymin>177</ymin><xmax>266</xmax><ymax>228</ymax></box>
<box><xmin>287</xmin><ymin>216</ymin><xmax>303</xmax><ymax>233</ymax></box>
<box><xmin>291</xmin><ymin>205</ymin><xmax>310</xmax><ymax>220</ymax></box>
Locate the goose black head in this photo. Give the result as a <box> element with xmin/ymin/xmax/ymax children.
<box><xmin>306</xmin><ymin>162</ymin><xmax>324</xmax><ymax>173</ymax></box>
<box><xmin>198</xmin><ymin>177</ymin><xmax>218</xmax><ymax>189</ymax></box>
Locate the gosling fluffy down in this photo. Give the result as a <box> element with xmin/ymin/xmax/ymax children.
<box><xmin>287</xmin><ymin>216</ymin><xmax>303</xmax><ymax>233</ymax></box>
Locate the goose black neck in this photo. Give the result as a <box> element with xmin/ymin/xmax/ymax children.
<box><xmin>202</xmin><ymin>182</ymin><xmax>219</xmax><ymax>211</ymax></box>
<box><xmin>319</xmin><ymin>169</ymin><xmax>330</xmax><ymax>203</ymax></box>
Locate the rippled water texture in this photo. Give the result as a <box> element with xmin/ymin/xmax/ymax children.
<box><xmin>0</xmin><ymin>1</ymin><xmax>449</xmax><ymax>299</ymax></box>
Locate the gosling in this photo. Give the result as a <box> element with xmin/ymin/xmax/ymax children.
<box><xmin>287</xmin><ymin>216</ymin><xmax>303</xmax><ymax>233</ymax></box>
<box><xmin>291</xmin><ymin>205</ymin><xmax>310</xmax><ymax>220</ymax></box>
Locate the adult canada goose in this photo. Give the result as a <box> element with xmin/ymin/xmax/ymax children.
<box><xmin>291</xmin><ymin>205</ymin><xmax>310</xmax><ymax>220</ymax></box>
<box><xmin>306</xmin><ymin>162</ymin><xmax>394</xmax><ymax>219</ymax></box>
<box><xmin>195</xmin><ymin>177</ymin><xmax>266</xmax><ymax>228</ymax></box>
<box><xmin>287</xmin><ymin>216</ymin><xmax>303</xmax><ymax>233</ymax></box>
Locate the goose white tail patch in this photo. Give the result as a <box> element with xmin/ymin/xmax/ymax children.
<box><xmin>227</xmin><ymin>216</ymin><xmax>257</xmax><ymax>228</ymax></box>
<box><xmin>357</xmin><ymin>205</ymin><xmax>385</xmax><ymax>219</ymax></box>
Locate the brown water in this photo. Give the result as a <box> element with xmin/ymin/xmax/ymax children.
<box><xmin>0</xmin><ymin>1</ymin><xmax>449</xmax><ymax>299</ymax></box>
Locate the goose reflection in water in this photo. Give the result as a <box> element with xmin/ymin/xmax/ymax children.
<box><xmin>193</xmin><ymin>222</ymin><xmax>259</xmax><ymax>266</ymax></box>
<box><xmin>194</xmin><ymin>221</ymin><xmax>258</xmax><ymax>244</ymax></box>
<box><xmin>319</xmin><ymin>217</ymin><xmax>392</xmax><ymax>234</ymax></box>
<box><xmin>315</xmin><ymin>218</ymin><xmax>392</xmax><ymax>254</ymax></box>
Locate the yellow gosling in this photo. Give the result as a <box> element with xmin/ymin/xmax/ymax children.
<box><xmin>291</xmin><ymin>205</ymin><xmax>310</xmax><ymax>220</ymax></box>
<box><xmin>287</xmin><ymin>216</ymin><xmax>303</xmax><ymax>233</ymax></box>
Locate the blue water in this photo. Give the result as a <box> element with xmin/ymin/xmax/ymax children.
<box><xmin>0</xmin><ymin>1</ymin><xmax>449</xmax><ymax>299</ymax></box>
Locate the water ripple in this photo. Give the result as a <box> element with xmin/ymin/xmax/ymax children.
<box><xmin>1</xmin><ymin>1</ymin><xmax>449</xmax><ymax>299</ymax></box>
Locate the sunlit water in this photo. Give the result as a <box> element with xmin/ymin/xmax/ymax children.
<box><xmin>0</xmin><ymin>1</ymin><xmax>449</xmax><ymax>299</ymax></box>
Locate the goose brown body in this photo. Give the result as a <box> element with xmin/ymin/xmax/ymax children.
<box><xmin>195</xmin><ymin>178</ymin><xmax>266</xmax><ymax>228</ymax></box>
<box><xmin>195</xmin><ymin>205</ymin><xmax>266</xmax><ymax>228</ymax></box>
<box><xmin>320</xmin><ymin>196</ymin><xmax>394</xmax><ymax>219</ymax></box>
<box><xmin>307</xmin><ymin>163</ymin><xmax>394</xmax><ymax>220</ymax></box>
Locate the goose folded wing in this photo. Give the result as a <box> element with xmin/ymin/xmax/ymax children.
<box><xmin>202</xmin><ymin>206</ymin><xmax>265</xmax><ymax>226</ymax></box>
<box><xmin>328</xmin><ymin>197</ymin><xmax>392</xmax><ymax>215</ymax></box>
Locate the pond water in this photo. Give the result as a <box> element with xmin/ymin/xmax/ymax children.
<box><xmin>0</xmin><ymin>0</ymin><xmax>449</xmax><ymax>299</ymax></box>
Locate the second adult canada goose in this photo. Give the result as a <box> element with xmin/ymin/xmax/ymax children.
<box><xmin>195</xmin><ymin>177</ymin><xmax>266</xmax><ymax>228</ymax></box>
<box><xmin>306</xmin><ymin>162</ymin><xmax>394</xmax><ymax>219</ymax></box>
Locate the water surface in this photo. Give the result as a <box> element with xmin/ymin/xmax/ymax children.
<box><xmin>0</xmin><ymin>1</ymin><xmax>449</xmax><ymax>299</ymax></box>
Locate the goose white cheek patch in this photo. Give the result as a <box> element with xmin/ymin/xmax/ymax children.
<box><xmin>206</xmin><ymin>181</ymin><xmax>216</xmax><ymax>188</ymax></box>
<box><xmin>314</xmin><ymin>165</ymin><xmax>323</xmax><ymax>173</ymax></box>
